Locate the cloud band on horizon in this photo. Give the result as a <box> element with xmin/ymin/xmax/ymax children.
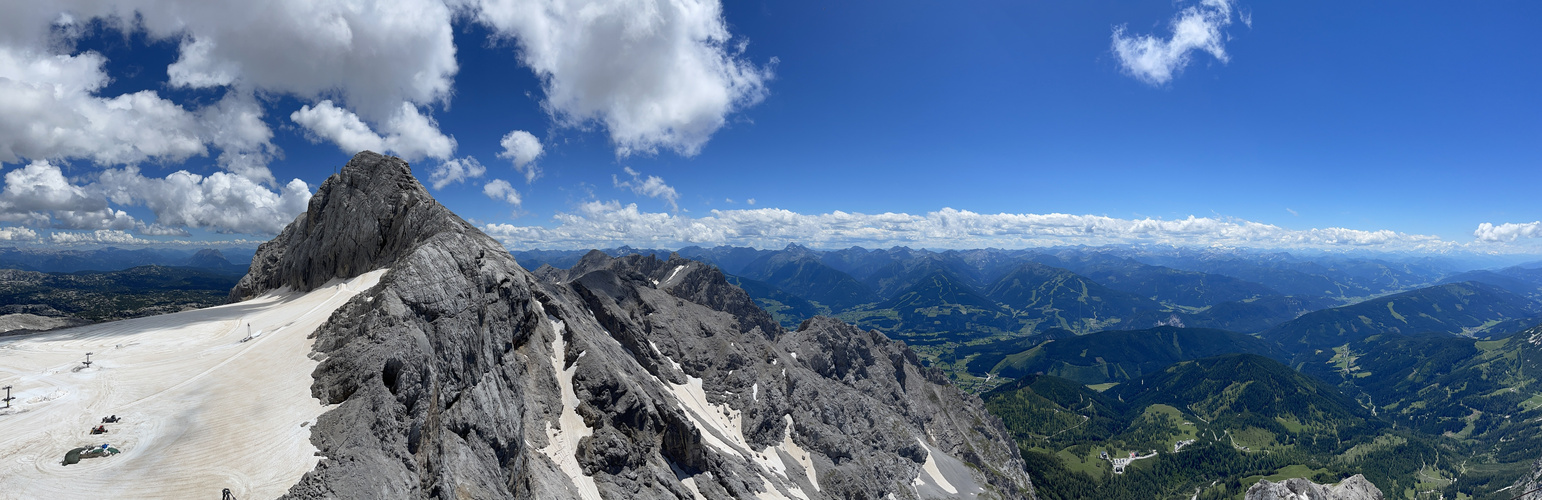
<box><xmin>479</xmin><ymin>201</ymin><xmax>1517</xmax><ymax>253</ymax></box>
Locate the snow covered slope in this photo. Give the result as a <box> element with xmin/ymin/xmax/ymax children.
<box><xmin>0</xmin><ymin>269</ymin><xmax>386</xmax><ymax>499</ymax></box>
<box><xmin>0</xmin><ymin>151</ymin><xmax>1034</xmax><ymax>499</ymax></box>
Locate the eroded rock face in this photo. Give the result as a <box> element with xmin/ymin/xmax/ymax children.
<box><xmin>249</xmin><ymin>152</ymin><xmax>1033</xmax><ymax>499</ymax></box>
<box><xmin>1245</xmin><ymin>474</ymin><xmax>1382</xmax><ymax>500</ymax></box>
<box><xmin>229</xmin><ymin>150</ymin><xmax>472</xmax><ymax>302</ymax></box>
<box><xmin>1513</xmin><ymin>457</ymin><xmax>1542</xmax><ymax>500</ymax></box>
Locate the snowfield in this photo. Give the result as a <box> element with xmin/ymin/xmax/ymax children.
<box><xmin>0</xmin><ymin>270</ymin><xmax>387</xmax><ymax>500</ymax></box>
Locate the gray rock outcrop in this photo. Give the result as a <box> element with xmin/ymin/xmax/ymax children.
<box><xmin>245</xmin><ymin>151</ymin><xmax>1033</xmax><ymax>499</ymax></box>
<box><xmin>1245</xmin><ymin>474</ymin><xmax>1382</xmax><ymax>500</ymax></box>
<box><xmin>1513</xmin><ymin>455</ymin><xmax>1542</xmax><ymax>500</ymax></box>
<box><xmin>229</xmin><ymin>150</ymin><xmax>470</xmax><ymax>302</ymax></box>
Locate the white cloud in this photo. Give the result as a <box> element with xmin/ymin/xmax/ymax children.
<box><xmin>379</xmin><ymin>102</ymin><xmax>457</xmax><ymax>160</ymax></box>
<box><xmin>481</xmin><ymin>204</ymin><xmax>1461</xmax><ymax>252</ymax></box>
<box><xmin>0</xmin><ymin>0</ymin><xmax>459</xmax><ymax>183</ymax></box>
<box><xmin>429</xmin><ymin>156</ymin><xmax>488</xmax><ymax>190</ymax></box>
<box><xmin>291</xmin><ymin>100</ymin><xmax>456</xmax><ymax>160</ymax></box>
<box><xmin>465</xmin><ymin>0</ymin><xmax>774</xmax><ymax>156</ymax></box>
<box><xmin>198</xmin><ymin>91</ymin><xmax>278</xmax><ymax>184</ymax></box>
<box><xmin>290</xmin><ymin>101</ymin><xmax>384</xmax><ymax>154</ymax></box>
<box><xmin>1474</xmin><ymin>222</ymin><xmax>1542</xmax><ymax>243</ymax></box>
<box><xmin>48</xmin><ymin>229</ymin><xmax>153</xmax><ymax>246</ymax></box>
<box><xmin>0</xmin><ymin>159</ymin><xmax>309</xmax><ymax>237</ymax></box>
<box><xmin>497</xmin><ymin>130</ymin><xmax>544</xmax><ymax>183</ymax></box>
<box><xmin>0</xmin><ymin>161</ymin><xmax>102</xmax><ymax>213</ymax></box>
<box><xmin>613</xmin><ymin>166</ymin><xmax>679</xmax><ymax>211</ymax></box>
<box><xmin>0</xmin><ymin>226</ymin><xmax>39</xmax><ymax>241</ymax></box>
<box><xmin>138</xmin><ymin>224</ymin><xmax>191</xmax><ymax>237</ymax></box>
<box><xmin>0</xmin><ymin>51</ymin><xmax>279</xmax><ymax>181</ymax></box>
<box><xmin>0</xmin><ymin>47</ymin><xmax>208</xmax><ymax>166</ymax></box>
<box><xmin>139</xmin><ymin>0</ymin><xmax>458</xmax><ymax>121</ymax></box>
<box><xmin>0</xmin><ymin>160</ymin><xmax>139</xmax><ymax>231</ymax></box>
<box><xmin>1112</xmin><ymin>0</ymin><xmax>1236</xmax><ymax>86</ymax></box>
<box><xmin>97</xmin><ymin>167</ymin><xmax>311</xmax><ymax>235</ymax></box>
<box><xmin>0</xmin><ymin>2</ymin><xmax>415</xmax><ymax>239</ymax></box>
<box><xmin>483</xmin><ymin>179</ymin><xmax>522</xmax><ymax>206</ymax></box>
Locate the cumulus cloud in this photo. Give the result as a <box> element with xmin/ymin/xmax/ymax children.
<box><xmin>613</xmin><ymin>167</ymin><xmax>680</xmax><ymax>211</ymax></box>
<box><xmin>48</xmin><ymin>229</ymin><xmax>153</xmax><ymax>246</ymax></box>
<box><xmin>0</xmin><ymin>161</ymin><xmax>104</xmax><ymax>214</ymax></box>
<box><xmin>43</xmin><ymin>230</ymin><xmax>261</xmax><ymax>246</ymax></box>
<box><xmin>466</xmin><ymin>0</ymin><xmax>774</xmax><ymax>156</ymax></box>
<box><xmin>198</xmin><ymin>91</ymin><xmax>279</xmax><ymax>183</ymax></box>
<box><xmin>0</xmin><ymin>47</ymin><xmax>208</xmax><ymax>166</ymax></box>
<box><xmin>481</xmin><ymin>204</ymin><xmax>1459</xmax><ymax>252</ymax></box>
<box><xmin>0</xmin><ymin>2</ymin><xmax>425</xmax><ymax>237</ymax></box>
<box><xmin>0</xmin><ymin>160</ymin><xmax>307</xmax><ymax>237</ymax></box>
<box><xmin>0</xmin><ymin>160</ymin><xmax>139</xmax><ymax>230</ymax></box>
<box><xmin>1112</xmin><ymin>0</ymin><xmax>1237</xmax><ymax>85</ymax></box>
<box><xmin>6</xmin><ymin>0</ymin><xmax>461</xmax><ymax>121</ymax></box>
<box><xmin>97</xmin><ymin>167</ymin><xmax>311</xmax><ymax>235</ymax></box>
<box><xmin>3</xmin><ymin>0</ymin><xmax>461</xmax><ymax>167</ymax></box>
<box><xmin>1474</xmin><ymin>222</ymin><xmax>1542</xmax><ymax>243</ymax></box>
<box><xmin>428</xmin><ymin>156</ymin><xmax>487</xmax><ymax>190</ymax></box>
<box><xmin>290</xmin><ymin>101</ymin><xmax>383</xmax><ymax>154</ymax></box>
<box><xmin>497</xmin><ymin>130</ymin><xmax>544</xmax><ymax>183</ymax></box>
<box><xmin>291</xmin><ymin>100</ymin><xmax>456</xmax><ymax>160</ymax></box>
<box><xmin>483</xmin><ymin>178</ymin><xmax>522</xmax><ymax>206</ymax></box>
<box><xmin>0</xmin><ymin>226</ymin><xmax>39</xmax><ymax>241</ymax></box>
<box><xmin>138</xmin><ymin>224</ymin><xmax>191</xmax><ymax>236</ymax></box>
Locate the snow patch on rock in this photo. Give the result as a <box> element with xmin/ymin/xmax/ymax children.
<box><xmin>912</xmin><ymin>438</ymin><xmax>959</xmax><ymax>495</ymax></box>
<box><xmin>534</xmin><ymin>300</ymin><xmax>601</xmax><ymax>500</ymax></box>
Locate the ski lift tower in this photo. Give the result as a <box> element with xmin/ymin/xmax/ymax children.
<box><xmin>2</xmin><ymin>385</ymin><xmax>13</xmax><ymax>408</ymax></box>
<box><xmin>83</xmin><ymin>352</ymin><xmax>93</xmax><ymax>368</ymax></box>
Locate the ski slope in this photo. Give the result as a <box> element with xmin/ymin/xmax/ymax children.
<box><xmin>0</xmin><ymin>270</ymin><xmax>387</xmax><ymax>500</ymax></box>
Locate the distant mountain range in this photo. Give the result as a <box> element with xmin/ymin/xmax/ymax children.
<box><xmin>503</xmin><ymin>244</ymin><xmax>1542</xmax><ymax>499</ymax></box>
<box><xmin>0</xmin><ymin>264</ymin><xmax>243</xmax><ymax>327</ymax></box>
<box><xmin>983</xmin><ymin>353</ymin><xmax>1387</xmax><ymax>499</ymax></box>
<box><xmin>1295</xmin><ymin>326</ymin><xmax>1542</xmax><ymax>463</ymax></box>
<box><xmin>0</xmin><ymin>246</ymin><xmax>253</xmax><ymax>273</ymax></box>
<box><xmin>515</xmin><ymin>245</ymin><xmax>1461</xmax><ymax>341</ymax></box>
<box><xmin>514</xmin><ymin>247</ymin><xmax>1542</xmax><ymax>397</ymax></box>
<box><xmin>1261</xmin><ymin>281</ymin><xmax>1542</xmax><ymax>354</ymax></box>
<box><xmin>982</xmin><ymin>326</ymin><xmax>1289</xmax><ymax>383</ymax></box>
<box><xmin>1437</xmin><ymin>266</ymin><xmax>1542</xmax><ymax>300</ymax></box>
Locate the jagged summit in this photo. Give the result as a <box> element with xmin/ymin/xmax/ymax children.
<box><xmin>228</xmin><ymin>151</ymin><xmax>1033</xmax><ymax>499</ymax></box>
<box><xmin>1246</xmin><ymin>474</ymin><xmax>1382</xmax><ymax>500</ymax></box>
<box><xmin>230</xmin><ymin>151</ymin><xmax>479</xmax><ymax>301</ymax></box>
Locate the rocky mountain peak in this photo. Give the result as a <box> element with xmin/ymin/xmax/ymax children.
<box><xmin>229</xmin><ymin>151</ymin><xmax>479</xmax><ymax>301</ymax></box>
<box><xmin>230</xmin><ymin>152</ymin><xmax>1035</xmax><ymax>499</ymax></box>
<box><xmin>1245</xmin><ymin>474</ymin><xmax>1383</xmax><ymax>500</ymax></box>
<box><xmin>187</xmin><ymin>248</ymin><xmax>230</xmax><ymax>267</ymax></box>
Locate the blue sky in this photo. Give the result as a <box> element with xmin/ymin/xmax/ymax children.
<box><xmin>0</xmin><ymin>0</ymin><xmax>1538</xmax><ymax>254</ymax></box>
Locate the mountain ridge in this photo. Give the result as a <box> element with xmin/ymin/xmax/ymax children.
<box><xmin>240</xmin><ymin>152</ymin><xmax>1034</xmax><ymax>499</ymax></box>
<box><xmin>1262</xmin><ymin>281</ymin><xmax>1542</xmax><ymax>354</ymax></box>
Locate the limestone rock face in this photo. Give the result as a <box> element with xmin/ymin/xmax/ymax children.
<box><xmin>229</xmin><ymin>150</ymin><xmax>471</xmax><ymax>302</ymax></box>
<box><xmin>243</xmin><ymin>151</ymin><xmax>1033</xmax><ymax>499</ymax></box>
<box><xmin>1513</xmin><ymin>456</ymin><xmax>1542</xmax><ymax>500</ymax></box>
<box><xmin>1245</xmin><ymin>474</ymin><xmax>1383</xmax><ymax>500</ymax></box>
